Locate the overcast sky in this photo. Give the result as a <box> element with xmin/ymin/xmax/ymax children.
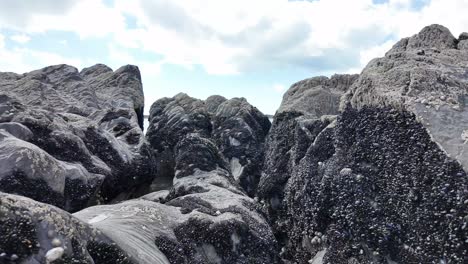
<box><xmin>0</xmin><ymin>0</ymin><xmax>468</xmax><ymax>114</ymax></box>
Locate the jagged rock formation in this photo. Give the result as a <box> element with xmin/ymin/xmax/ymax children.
<box><xmin>345</xmin><ymin>24</ymin><xmax>468</xmax><ymax>170</ymax></box>
<box><xmin>261</xmin><ymin>24</ymin><xmax>468</xmax><ymax>263</ymax></box>
<box><xmin>0</xmin><ymin>64</ymin><xmax>156</xmax><ymax>212</ymax></box>
<box><xmin>257</xmin><ymin>74</ymin><xmax>358</xmax><ymax>247</ymax></box>
<box><xmin>75</xmin><ymin>133</ymin><xmax>278</xmax><ymax>264</ymax></box>
<box><xmin>0</xmin><ymin>192</ymin><xmax>134</xmax><ymax>263</ymax></box>
<box><xmin>1</xmin><ymin>24</ymin><xmax>467</xmax><ymax>264</ymax></box>
<box><xmin>146</xmin><ymin>93</ymin><xmax>270</xmax><ymax>196</ymax></box>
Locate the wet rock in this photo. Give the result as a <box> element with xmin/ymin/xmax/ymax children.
<box><xmin>0</xmin><ymin>192</ymin><xmax>134</xmax><ymax>264</ymax></box>
<box><xmin>277</xmin><ymin>24</ymin><xmax>468</xmax><ymax>263</ymax></box>
<box><xmin>75</xmin><ymin>133</ymin><xmax>279</xmax><ymax>263</ymax></box>
<box><xmin>257</xmin><ymin>74</ymin><xmax>356</xmax><ymax>248</ymax></box>
<box><xmin>344</xmin><ymin>24</ymin><xmax>468</xmax><ymax>170</ymax></box>
<box><xmin>0</xmin><ymin>64</ymin><xmax>156</xmax><ymax>212</ymax></box>
<box><xmin>146</xmin><ymin>93</ymin><xmax>270</xmax><ymax>195</ymax></box>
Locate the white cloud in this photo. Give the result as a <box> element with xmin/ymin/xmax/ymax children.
<box><xmin>10</xmin><ymin>34</ymin><xmax>31</xmax><ymax>44</ymax></box>
<box><xmin>0</xmin><ymin>46</ymin><xmax>83</xmax><ymax>74</ymax></box>
<box><xmin>0</xmin><ymin>34</ymin><xmax>4</xmax><ymax>49</ymax></box>
<box><xmin>108</xmin><ymin>0</ymin><xmax>468</xmax><ymax>75</ymax></box>
<box><xmin>0</xmin><ymin>0</ymin><xmax>125</xmax><ymax>38</ymax></box>
<box><xmin>273</xmin><ymin>84</ymin><xmax>286</xmax><ymax>93</ymax></box>
<box><xmin>1</xmin><ymin>0</ymin><xmax>468</xmax><ymax>76</ymax></box>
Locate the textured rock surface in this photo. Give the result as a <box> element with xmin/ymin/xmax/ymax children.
<box><xmin>0</xmin><ymin>192</ymin><xmax>134</xmax><ymax>264</ymax></box>
<box><xmin>147</xmin><ymin>93</ymin><xmax>270</xmax><ymax>196</ymax></box>
<box><xmin>70</xmin><ymin>106</ymin><xmax>278</xmax><ymax>263</ymax></box>
<box><xmin>267</xmin><ymin>24</ymin><xmax>468</xmax><ymax>263</ymax></box>
<box><xmin>76</xmin><ymin>133</ymin><xmax>278</xmax><ymax>264</ymax></box>
<box><xmin>0</xmin><ymin>64</ymin><xmax>156</xmax><ymax>212</ymax></box>
<box><xmin>344</xmin><ymin>24</ymin><xmax>468</xmax><ymax>170</ymax></box>
<box><xmin>257</xmin><ymin>74</ymin><xmax>357</xmax><ymax>247</ymax></box>
<box><xmin>1</xmin><ymin>24</ymin><xmax>468</xmax><ymax>264</ymax></box>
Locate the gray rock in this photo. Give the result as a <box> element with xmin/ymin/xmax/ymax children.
<box><xmin>459</xmin><ymin>32</ymin><xmax>468</xmax><ymax>41</ymax></box>
<box><xmin>147</xmin><ymin>93</ymin><xmax>270</xmax><ymax>195</ymax></box>
<box><xmin>75</xmin><ymin>133</ymin><xmax>279</xmax><ymax>263</ymax></box>
<box><xmin>278</xmin><ymin>74</ymin><xmax>358</xmax><ymax>115</ymax></box>
<box><xmin>344</xmin><ymin>24</ymin><xmax>468</xmax><ymax>170</ymax></box>
<box><xmin>270</xmin><ymin>24</ymin><xmax>468</xmax><ymax>263</ymax></box>
<box><xmin>257</xmin><ymin>74</ymin><xmax>355</xmax><ymax>249</ymax></box>
<box><xmin>0</xmin><ymin>192</ymin><xmax>135</xmax><ymax>264</ymax></box>
<box><xmin>0</xmin><ymin>64</ymin><xmax>156</xmax><ymax>212</ymax></box>
<box><xmin>144</xmin><ymin>94</ymin><xmax>278</xmax><ymax>262</ymax></box>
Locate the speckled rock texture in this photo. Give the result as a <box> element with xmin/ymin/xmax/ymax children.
<box><xmin>146</xmin><ymin>93</ymin><xmax>271</xmax><ymax>196</ymax></box>
<box><xmin>261</xmin><ymin>25</ymin><xmax>468</xmax><ymax>263</ymax></box>
<box><xmin>75</xmin><ymin>133</ymin><xmax>279</xmax><ymax>264</ymax></box>
<box><xmin>0</xmin><ymin>64</ymin><xmax>156</xmax><ymax>212</ymax></box>
<box><xmin>343</xmin><ymin>24</ymin><xmax>468</xmax><ymax>170</ymax></box>
<box><xmin>257</xmin><ymin>74</ymin><xmax>357</xmax><ymax>248</ymax></box>
<box><xmin>0</xmin><ymin>192</ymin><xmax>134</xmax><ymax>264</ymax></box>
<box><xmin>1</xmin><ymin>24</ymin><xmax>468</xmax><ymax>264</ymax></box>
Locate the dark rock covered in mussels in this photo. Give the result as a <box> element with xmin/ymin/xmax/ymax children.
<box><xmin>0</xmin><ymin>192</ymin><xmax>135</xmax><ymax>264</ymax></box>
<box><xmin>273</xmin><ymin>24</ymin><xmax>468</xmax><ymax>263</ymax></box>
<box><xmin>146</xmin><ymin>93</ymin><xmax>270</xmax><ymax>196</ymax></box>
<box><xmin>0</xmin><ymin>64</ymin><xmax>156</xmax><ymax>212</ymax></box>
<box><xmin>69</xmin><ymin>93</ymin><xmax>279</xmax><ymax>263</ymax></box>
<box><xmin>257</xmin><ymin>74</ymin><xmax>358</xmax><ymax>250</ymax></box>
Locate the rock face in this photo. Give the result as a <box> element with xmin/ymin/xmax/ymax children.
<box><xmin>0</xmin><ymin>64</ymin><xmax>156</xmax><ymax>212</ymax></box>
<box><xmin>257</xmin><ymin>74</ymin><xmax>358</xmax><ymax>246</ymax></box>
<box><xmin>0</xmin><ymin>192</ymin><xmax>134</xmax><ymax>264</ymax></box>
<box><xmin>261</xmin><ymin>24</ymin><xmax>468</xmax><ymax>263</ymax></box>
<box><xmin>146</xmin><ymin>93</ymin><xmax>270</xmax><ymax>196</ymax></box>
<box><xmin>75</xmin><ymin>133</ymin><xmax>278</xmax><ymax>264</ymax></box>
<box><xmin>345</xmin><ymin>24</ymin><xmax>468</xmax><ymax>170</ymax></box>
<box><xmin>1</xmin><ymin>24</ymin><xmax>468</xmax><ymax>264</ymax></box>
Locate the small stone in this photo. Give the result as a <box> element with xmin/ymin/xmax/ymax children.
<box><xmin>46</xmin><ymin>247</ymin><xmax>64</xmax><ymax>263</ymax></box>
<box><xmin>51</xmin><ymin>238</ymin><xmax>61</xmax><ymax>247</ymax></box>
<box><xmin>340</xmin><ymin>168</ymin><xmax>352</xmax><ymax>176</ymax></box>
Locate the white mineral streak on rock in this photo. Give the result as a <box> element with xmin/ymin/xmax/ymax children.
<box><xmin>308</xmin><ymin>248</ymin><xmax>327</xmax><ymax>264</ymax></box>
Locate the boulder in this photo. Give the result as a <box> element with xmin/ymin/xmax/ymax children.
<box><xmin>274</xmin><ymin>24</ymin><xmax>468</xmax><ymax>263</ymax></box>
<box><xmin>76</xmin><ymin>133</ymin><xmax>279</xmax><ymax>264</ymax></box>
<box><xmin>257</xmin><ymin>74</ymin><xmax>357</xmax><ymax>248</ymax></box>
<box><xmin>0</xmin><ymin>192</ymin><xmax>135</xmax><ymax>264</ymax></box>
<box><xmin>146</xmin><ymin>93</ymin><xmax>270</xmax><ymax>196</ymax></box>
<box><xmin>0</xmin><ymin>64</ymin><xmax>156</xmax><ymax>212</ymax></box>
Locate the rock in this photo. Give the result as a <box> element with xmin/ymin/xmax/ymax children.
<box><xmin>0</xmin><ymin>192</ymin><xmax>134</xmax><ymax>263</ymax></box>
<box><xmin>276</xmin><ymin>24</ymin><xmax>468</xmax><ymax>263</ymax></box>
<box><xmin>406</xmin><ymin>24</ymin><xmax>457</xmax><ymax>51</ymax></box>
<box><xmin>147</xmin><ymin>93</ymin><xmax>270</xmax><ymax>195</ymax></box>
<box><xmin>75</xmin><ymin>133</ymin><xmax>279</xmax><ymax>263</ymax></box>
<box><xmin>143</xmin><ymin>94</ymin><xmax>278</xmax><ymax>262</ymax></box>
<box><xmin>458</xmin><ymin>32</ymin><xmax>468</xmax><ymax>41</ymax></box>
<box><xmin>257</xmin><ymin>74</ymin><xmax>356</xmax><ymax>248</ymax></box>
<box><xmin>0</xmin><ymin>64</ymin><xmax>156</xmax><ymax>212</ymax></box>
<box><xmin>278</xmin><ymin>74</ymin><xmax>359</xmax><ymax>115</ymax></box>
<box><xmin>344</xmin><ymin>24</ymin><xmax>468</xmax><ymax>170</ymax></box>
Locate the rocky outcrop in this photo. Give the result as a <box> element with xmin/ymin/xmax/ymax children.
<box><xmin>1</xmin><ymin>24</ymin><xmax>467</xmax><ymax>264</ymax></box>
<box><xmin>147</xmin><ymin>93</ymin><xmax>270</xmax><ymax>196</ymax></box>
<box><xmin>0</xmin><ymin>64</ymin><xmax>156</xmax><ymax>212</ymax></box>
<box><xmin>0</xmin><ymin>192</ymin><xmax>134</xmax><ymax>264</ymax></box>
<box><xmin>257</xmin><ymin>74</ymin><xmax>358</xmax><ymax>248</ymax></box>
<box><xmin>344</xmin><ymin>24</ymin><xmax>468</xmax><ymax>170</ymax></box>
<box><xmin>266</xmin><ymin>24</ymin><xmax>468</xmax><ymax>263</ymax></box>
<box><xmin>75</xmin><ymin>133</ymin><xmax>278</xmax><ymax>264</ymax></box>
<box><xmin>141</xmin><ymin>93</ymin><xmax>278</xmax><ymax>262</ymax></box>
